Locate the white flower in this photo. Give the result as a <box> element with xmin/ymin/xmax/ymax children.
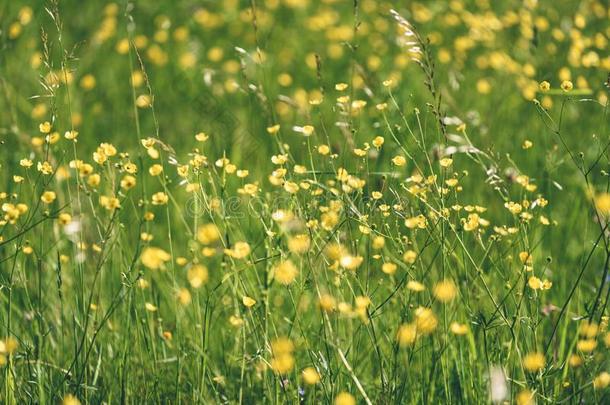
<box><xmin>489</xmin><ymin>367</ymin><xmax>508</xmax><ymax>403</ymax></box>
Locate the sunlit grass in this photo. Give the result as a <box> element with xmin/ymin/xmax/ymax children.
<box><xmin>0</xmin><ymin>0</ymin><xmax>609</xmax><ymax>403</ymax></box>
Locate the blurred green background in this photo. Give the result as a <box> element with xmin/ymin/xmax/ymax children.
<box><xmin>2</xmin><ymin>0</ymin><xmax>609</xmax><ymax>269</ymax></box>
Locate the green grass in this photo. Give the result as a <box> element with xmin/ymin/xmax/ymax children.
<box><xmin>0</xmin><ymin>0</ymin><xmax>609</xmax><ymax>403</ymax></box>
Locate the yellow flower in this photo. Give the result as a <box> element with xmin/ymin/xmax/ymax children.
<box><xmin>433</xmin><ymin>280</ymin><xmax>457</xmax><ymax>303</ymax></box>
<box><xmin>88</xmin><ymin>174</ymin><xmax>101</xmax><ymax>187</ymax></box>
<box><xmin>579</xmin><ymin>321</ymin><xmax>599</xmax><ymax>338</ymax></box>
<box><xmin>576</xmin><ymin>339</ymin><xmax>597</xmax><ymax>353</ymax></box>
<box><xmin>64</xmin><ymin>130</ymin><xmax>79</xmax><ymax>141</ymax></box>
<box><xmin>372</xmin><ymin>236</ymin><xmax>385</xmax><ymax>249</ymax></box>
<box><xmin>444</xmin><ymin>178</ymin><xmax>458</xmax><ymax>188</ymax></box>
<box><xmin>271</xmin><ymin>337</ymin><xmax>295</xmax><ymax>374</ymax></box>
<box><xmin>195</xmin><ymin>132</ymin><xmax>209</xmax><ymax>142</ymax></box>
<box><xmin>407</xmin><ymin>280</ymin><xmax>425</xmax><ymax>292</ymax></box>
<box><xmin>266</xmin><ymin>124</ymin><xmax>280</xmax><ymax>135</ymax></box>
<box><xmin>271</xmin><ymin>337</ymin><xmax>294</xmax><ymax>355</ymax></box>
<box><xmin>528</xmin><ymin>276</ymin><xmax>552</xmax><ymax>291</ymax></box>
<box><xmin>225</xmin><ymin>241</ymin><xmax>251</xmax><ymax>259</ymax></box>
<box><xmin>38</xmin><ymin>161</ymin><xmax>53</xmax><ymax>174</ymax></box>
<box><xmin>450</xmin><ymin>322</ymin><xmax>469</xmax><ymax>335</ymax></box>
<box><xmin>397</xmin><ymin>323</ymin><xmax>417</xmax><ymax>346</ymax></box>
<box><xmin>595</xmin><ymin>193</ymin><xmax>610</xmax><ymax>216</ymax></box>
<box><xmin>339</xmin><ymin>254</ymin><xmax>363</xmax><ymax>270</ymax></box>
<box><xmin>100</xmin><ymin>195</ymin><xmax>120</xmax><ymax>210</ymax></box>
<box><xmin>519</xmin><ymin>251</ymin><xmax>533</xmax><ymax>265</ymax></box>
<box><xmin>242</xmin><ymin>296</ymin><xmax>256</xmax><ymax>307</ymax></box>
<box><xmin>287</xmin><ymin>234</ymin><xmax>310</xmax><ymax>254</ymax></box>
<box><xmin>0</xmin><ymin>337</ymin><xmax>18</xmax><ymax>355</ymax></box>
<box><xmin>522</xmin><ymin>352</ymin><xmax>545</xmax><ymax>372</ymax></box>
<box><xmin>177</xmin><ymin>288</ymin><xmax>192</xmax><ymax>305</ymax></box>
<box><xmin>463</xmin><ymin>213</ymin><xmax>482</xmax><ymax>231</ymax></box>
<box><xmin>185</xmin><ymin>182</ymin><xmax>200</xmax><ymax>192</ymax></box>
<box><xmin>301</xmin><ymin>367</ymin><xmax>320</xmax><ymax>385</ymax></box>
<box><xmin>403</xmin><ymin>250</ymin><xmax>417</xmax><ymax>264</ymax></box>
<box><xmin>46</xmin><ymin>132</ymin><xmax>61</xmax><ymax>144</ymax></box>
<box><xmin>151</xmin><ymin>191</ymin><xmax>169</xmax><ymax>205</ymax></box>
<box><xmin>516</xmin><ymin>390</ymin><xmax>534</xmax><ymax>405</ymax></box>
<box><xmin>351</xmin><ymin>99</ymin><xmax>367</xmax><ymax>110</ymax></box>
<box><xmin>505</xmin><ymin>201</ymin><xmax>522</xmax><ymax>214</ymax></box>
<box><xmin>539</xmin><ymin>80</ymin><xmax>550</xmax><ymax>92</ymax></box>
<box><xmin>284</xmin><ymin>181</ymin><xmax>299</xmax><ymax>194</ymax></box>
<box><xmin>62</xmin><ymin>394</ymin><xmax>81</xmax><ymax>405</ymax></box>
<box><xmin>136</xmin><ymin>94</ymin><xmax>152</xmax><ymax>108</ymax></box>
<box><xmin>318</xmin><ymin>294</ymin><xmax>336</xmax><ymax>312</ymax></box>
<box><xmin>197</xmin><ymin>224</ymin><xmax>220</xmax><ymax>245</ymax></box>
<box><xmin>149</xmin><ymin>164</ymin><xmax>163</xmax><ymax>176</ymax></box>
<box><xmin>560</xmin><ymin>80</ymin><xmax>573</xmax><ymax>92</ymax></box>
<box><xmin>140</xmin><ymin>232</ymin><xmax>153</xmax><ymax>242</ymax></box>
<box><xmin>140</xmin><ymin>247</ymin><xmax>171</xmax><ymax>270</ymax></box>
<box><xmin>141</xmin><ymin>138</ymin><xmax>155</xmax><ymax>149</ymax></box>
<box><xmin>321</xmin><ymin>211</ymin><xmax>339</xmax><ymax>230</ymax></box>
<box><xmin>414</xmin><ymin>307</ymin><xmax>437</xmax><ymax>334</ymax></box>
<box><xmin>337</xmin><ymin>95</ymin><xmax>349</xmax><ymax>104</ymax></box>
<box><xmin>19</xmin><ymin>158</ymin><xmax>33</xmax><ymax>168</ymax></box>
<box><xmin>569</xmin><ymin>355</ymin><xmax>583</xmax><ymax>367</ymax></box>
<box><xmin>40</xmin><ymin>191</ymin><xmax>57</xmax><ymax>204</ymax></box>
<box><xmin>594</xmin><ymin>372</ymin><xmax>610</xmax><ymax>389</ymax></box>
<box><xmin>392</xmin><ymin>155</ymin><xmax>406</xmax><ymax>166</ymax></box>
<box><xmin>58</xmin><ymin>213</ymin><xmax>72</xmax><ymax>225</ymax></box>
<box><xmin>334</xmin><ymin>392</ymin><xmax>356</xmax><ymax>405</ymax></box>
<box><xmin>80</xmin><ymin>74</ymin><xmax>96</xmax><ymax>90</ymax></box>
<box><xmin>93</xmin><ymin>149</ymin><xmax>107</xmax><ymax>165</ymax></box>
<box><xmin>271</xmin><ymin>154</ymin><xmax>288</xmax><ymax>165</ymax></box>
<box><xmin>8</xmin><ymin>22</ymin><xmax>22</xmax><ymax>39</ymax></box>
<box><xmin>405</xmin><ymin>215</ymin><xmax>427</xmax><ymax>229</ymax></box>
<box><xmin>372</xmin><ymin>136</ymin><xmax>384</xmax><ymax>148</ymax></box>
<box><xmin>177</xmin><ymin>165</ymin><xmax>189</xmax><ymax>177</ymax></box>
<box><xmin>229</xmin><ymin>315</ymin><xmax>244</xmax><ymax>328</ymax></box>
<box><xmin>271</xmin><ymin>353</ymin><xmax>294</xmax><ymax>374</ymax></box>
<box><xmin>120</xmin><ymin>175</ymin><xmax>137</xmax><ymax>190</ymax></box>
<box><xmin>187</xmin><ymin>264</ymin><xmax>209</xmax><ymax>288</ymax></box>
<box><xmin>100</xmin><ymin>143</ymin><xmax>117</xmax><ymax>156</ymax></box>
<box><xmin>301</xmin><ymin>125</ymin><xmax>314</xmax><ymax>136</ymax></box>
<box><xmin>273</xmin><ymin>260</ymin><xmax>299</xmax><ymax>285</ymax></box>
<box><xmin>439</xmin><ymin>157</ymin><xmax>453</xmax><ymax>167</ymax></box>
<box><xmin>39</xmin><ymin>121</ymin><xmax>52</xmax><ymax>133</ymax></box>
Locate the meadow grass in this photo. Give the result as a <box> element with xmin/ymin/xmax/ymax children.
<box><xmin>0</xmin><ymin>0</ymin><xmax>609</xmax><ymax>403</ymax></box>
